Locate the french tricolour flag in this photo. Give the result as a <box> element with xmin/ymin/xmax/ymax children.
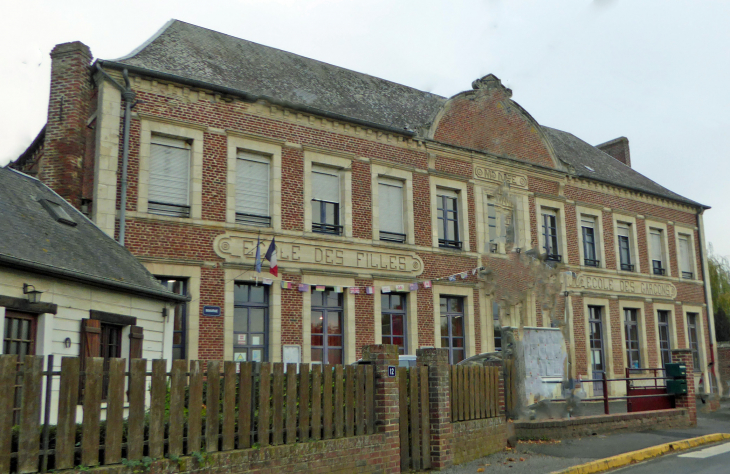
<box><xmin>265</xmin><ymin>238</ymin><xmax>278</xmax><ymax>277</ymax></box>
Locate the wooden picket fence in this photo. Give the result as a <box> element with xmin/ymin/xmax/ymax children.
<box><xmin>449</xmin><ymin>365</ymin><xmax>500</xmax><ymax>422</ymax></box>
<box><xmin>398</xmin><ymin>366</ymin><xmax>430</xmax><ymax>472</ymax></box>
<box><xmin>0</xmin><ymin>355</ymin><xmax>375</xmax><ymax>474</ymax></box>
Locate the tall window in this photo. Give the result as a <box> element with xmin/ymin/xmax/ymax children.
<box><xmin>678</xmin><ymin>234</ymin><xmax>694</xmax><ymax>279</ymax></box>
<box><xmin>624</xmin><ymin>309</ymin><xmax>641</xmax><ymax>369</ymax></box>
<box><xmin>236</xmin><ymin>151</ymin><xmax>271</xmax><ymax>226</ymax></box>
<box><xmin>588</xmin><ymin>306</ymin><xmax>605</xmax><ymax>395</ymax></box>
<box><xmin>687</xmin><ymin>313</ymin><xmax>701</xmax><ymax>371</ymax></box>
<box><xmin>437</xmin><ymin>189</ymin><xmax>461</xmax><ymax>249</ymax></box>
<box><xmin>311</xmin><ymin>167</ymin><xmax>342</xmax><ymax>235</ymax></box>
<box><xmin>157</xmin><ymin>278</ymin><xmax>188</xmax><ymax>360</ymax></box>
<box><xmin>148</xmin><ymin>136</ymin><xmax>191</xmax><ymax>217</ymax></box>
<box><xmin>650</xmin><ymin>229</ymin><xmax>665</xmax><ymax>275</ymax></box>
<box><xmin>440</xmin><ymin>296</ymin><xmax>465</xmax><ymax>364</ymax></box>
<box><xmin>233</xmin><ymin>283</ymin><xmax>269</xmax><ymax>363</ymax></box>
<box><xmin>493</xmin><ymin>301</ymin><xmax>501</xmax><ymax>351</ymax></box>
<box><xmin>378</xmin><ymin>178</ymin><xmax>405</xmax><ymax>243</ymax></box>
<box><xmin>486</xmin><ymin>194</ymin><xmax>512</xmax><ymax>254</ymax></box>
<box><xmin>541</xmin><ymin>209</ymin><xmax>560</xmax><ymax>261</ymax></box>
<box><xmin>100</xmin><ymin>323</ymin><xmax>122</xmax><ymax>399</ymax></box>
<box><xmin>311</xmin><ymin>289</ymin><xmax>343</xmax><ymax>364</ymax></box>
<box><xmin>381</xmin><ymin>294</ymin><xmax>407</xmax><ymax>354</ymax></box>
<box><xmin>581</xmin><ymin>216</ymin><xmax>599</xmax><ymax>267</ymax></box>
<box><xmin>658</xmin><ymin>310</ymin><xmax>672</xmax><ymax>367</ymax></box>
<box><xmin>3</xmin><ymin>311</ymin><xmax>37</xmax><ymax>424</ymax></box>
<box><xmin>617</xmin><ymin>223</ymin><xmax>634</xmax><ymax>272</ymax></box>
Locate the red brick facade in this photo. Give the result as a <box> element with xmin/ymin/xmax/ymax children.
<box><xmin>18</xmin><ymin>36</ymin><xmax>719</xmax><ymax>397</ymax></box>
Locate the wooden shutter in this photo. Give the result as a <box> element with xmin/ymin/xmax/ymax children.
<box><xmin>79</xmin><ymin>319</ymin><xmax>101</xmax><ymax>401</ymax></box>
<box><xmin>129</xmin><ymin>326</ymin><xmax>144</xmax><ymax>359</ymax></box>
<box><xmin>236</xmin><ymin>152</ymin><xmax>270</xmax><ymax>216</ymax></box>
<box><xmin>149</xmin><ymin>137</ymin><xmax>190</xmax><ymax>206</ymax></box>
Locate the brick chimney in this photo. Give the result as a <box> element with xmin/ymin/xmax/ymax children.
<box><xmin>596</xmin><ymin>136</ymin><xmax>631</xmax><ymax>168</ymax></box>
<box><xmin>39</xmin><ymin>41</ymin><xmax>93</xmax><ymax>209</ymax></box>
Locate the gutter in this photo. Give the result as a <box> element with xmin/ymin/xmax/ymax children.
<box><xmin>696</xmin><ymin>209</ymin><xmax>720</xmax><ymax>395</ymax></box>
<box><xmin>95</xmin><ymin>60</ymin><xmax>417</xmax><ymax>138</ymax></box>
<box><xmin>0</xmin><ymin>253</ymin><xmax>189</xmax><ymax>304</ymax></box>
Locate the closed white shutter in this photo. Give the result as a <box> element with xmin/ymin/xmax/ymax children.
<box><xmin>679</xmin><ymin>235</ymin><xmax>692</xmax><ymax>273</ymax></box>
<box><xmin>378</xmin><ymin>178</ymin><xmax>404</xmax><ymax>234</ymax></box>
<box><xmin>650</xmin><ymin>230</ymin><xmax>663</xmax><ymax>262</ymax></box>
<box><xmin>437</xmin><ymin>188</ymin><xmax>458</xmax><ymax>200</ymax></box>
<box><xmin>581</xmin><ymin>216</ymin><xmax>595</xmax><ymax>229</ymax></box>
<box><xmin>236</xmin><ymin>151</ymin><xmax>270</xmax><ymax>216</ymax></box>
<box><xmin>312</xmin><ymin>167</ymin><xmax>340</xmax><ymax>203</ymax></box>
<box><xmin>617</xmin><ymin>223</ymin><xmax>630</xmax><ymax>238</ymax></box>
<box><xmin>149</xmin><ymin>136</ymin><xmax>190</xmax><ymax>206</ymax></box>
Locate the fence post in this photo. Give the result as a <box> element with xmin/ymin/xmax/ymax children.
<box><xmin>362</xmin><ymin>344</ymin><xmax>401</xmax><ymax>474</ymax></box>
<box><xmin>602</xmin><ymin>372</ymin><xmax>609</xmax><ymax>415</ymax></box>
<box><xmin>671</xmin><ymin>349</ymin><xmax>697</xmax><ymax>426</ymax></box>
<box><xmin>416</xmin><ymin>348</ymin><xmax>453</xmax><ymax>470</ymax></box>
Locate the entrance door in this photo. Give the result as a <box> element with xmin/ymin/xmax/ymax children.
<box><xmin>588</xmin><ymin>306</ymin><xmax>605</xmax><ymax>396</ymax></box>
<box><xmin>233</xmin><ymin>283</ymin><xmax>269</xmax><ymax>363</ymax></box>
<box><xmin>440</xmin><ymin>296</ymin><xmax>465</xmax><ymax>364</ymax></box>
<box><xmin>3</xmin><ymin>311</ymin><xmax>37</xmax><ymax>424</ymax></box>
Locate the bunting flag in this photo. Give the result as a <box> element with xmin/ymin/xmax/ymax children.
<box><xmin>448</xmin><ymin>275</ymin><xmax>456</xmax><ymax>282</ymax></box>
<box><xmin>298</xmin><ymin>284</ymin><xmax>309</xmax><ymax>292</ymax></box>
<box><xmin>381</xmin><ymin>286</ymin><xmax>391</xmax><ymax>293</ymax></box>
<box><xmin>315</xmin><ymin>285</ymin><xmax>326</xmax><ymax>292</ymax></box>
<box><xmin>264</xmin><ymin>238</ymin><xmax>278</xmax><ymax>277</ymax></box>
<box><xmin>395</xmin><ymin>284</ymin><xmax>406</xmax><ymax>291</ymax></box>
<box><xmin>460</xmin><ymin>272</ymin><xmax>468</xmax><ymax>279</ymax></box>
<box><xmin>334</xmin><ymin>286</ymin><xmax>343</xmax><ymax>293</ymax></box>
<box><xmin>349</xmin><ymin>287</ymin><xmax>361</xmax><ymax>294</ymax></box>
<box><xmin>254</xmin><ymin>235</ymin><xmax>262</xmax><ymax>273</ymax></box>
<box><xmin>423</xmin><ymin>280</ymin><xmax>432</xmax><ymax>289</ymax></box>
<box><xmin>409</xmin><ymin>283</ymin><xmax>419</xmax><ymax>291</ymax></box>
<box><xmin>366</xmin><ymin>287</ymin><xmax>374</xmax><ymax>294</ymax></box>
<box><xmin>263</xmin><ymin>278</ymin><xmax>273</xmax><ymax>285</ymax></box>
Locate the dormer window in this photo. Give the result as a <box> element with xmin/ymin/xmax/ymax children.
<box><xmin>40</xmin><ymin>199</ymin><xmax>76</xmax><ymax>227</ymax></box>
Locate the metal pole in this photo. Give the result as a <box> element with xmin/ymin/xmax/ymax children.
<box><xmin>625</xmin><ymin>368</ymin><xmax>631</xmax><ymax>412</ymax></box>
<box><xmin>602</xmin><ymin>371</ymin><xmax>609</xmax><ymax>415</ymax></box>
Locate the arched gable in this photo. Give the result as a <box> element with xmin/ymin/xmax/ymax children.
<box><xmin>428</xmin><ymin>74</ymin><xmax>560</xmax><ymax>169</ymax></box>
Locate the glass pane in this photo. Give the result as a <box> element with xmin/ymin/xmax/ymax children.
<box><xmin>381</xmin><ymin>314</ymin><xmax>391</xmax><ymax>337</ymax></box>
<box><xmin>20</xmin><ymin>319</ymin><xmax>29</xmax><ymax>339</ymax></box>
<box><xmin>19</xmin><ymin>342</ymin><xmax>28</xmax><ymax>357</ymax></box>
<box><xmin>251</xmin><ymin>334</ymin><xmax>263</xmax><ymax>346</ymax></box>
<box><xmin>311</xmin><ymin>200</ymin><xmax>321</xmax><ymax>223</ymax></box>
<box><xmin>233</xmin><ymin>308</ymin><xmax>248</xmax><ymax>332</ymax></box>
<box><xmin>250</xmin><ymin>308</ymin><xmax>265</xmax><ymax>332</ymax></box>
<box><xmin>9</xmin><ymin>341</ymin><xmax>18</xmax><ymax>355</ymax></box>
<box><xmin>325</xmin><ymin>291</ymin><xmax>340</xmax><ymax>307</ymax></box>
<box><xmin>173</xmin><ymin>311</ymin><xmax>183</xmax><ymax>331</ymax></box>
<box><xmin>452</xmin><ymin>316</ymin><xmax>464</xmax><ymax>337</ymax></box>
<box><xmin>449</xmin><ymin>298</ymin><xmax>463</xmax><ymax>313</ymax></box>
<box><xmin>10</xmin><ymin>319</ymin><xmax>18</xmax><ymax>339</ymax></box>
<box><xmin>311</xmin><ymin>311</ymin><xmax>324</xmax><ymax>334</ymax></box>
<box><xmin>233</xmin><ymin>350</ymin><xmax>247</xmax><ymax>362</ymax></box>
<box><xmin>251</xmin><ymin>349</ymin><xmax>263</xmax><ymax>362</ymax></box>
<box><xmin>381</xmin><ymin>294</ymin><xmax>389</xmax><ymax>310</ymax></box>
<box><xmin>448</xmin><ymin>197</ymin><xmax>457</xmax><ymax>211</ymax></box>
<box><xmin>441</xmin><ymin>337</ymin><xmax>450</xmax><ymax>348</ymax></box>
<box><xmin>440</xmin><ymin>317</ymin><xmax>449</xmax><ymax>337</ymax></box>
<box><xmin>250</xmin><ymin>285</ymin><xmax>265</xmax><ymax>303</ymax></box>
<box><xmin>4</xmin><ymin>320</ymin><xmax>10</xmax><ymax>339</ymax></box>
<box><xmin>327</xmin><ymin>313</ymin><xmax>342</xmax><ymax>335</ymax></box>
<box><xmin>234</xmin><ymin>284</ymin><xmax>249</xmax><ymax>303</ymax></box>
<box><xmin>311</xmin><ymin>348</ymin><xmax>323</xmax><ymax>363</ymax></box>
<box><xmin>327</xmin><ymin>349</ymin><xmax>342</xmax><ymax>365</ymax></box>
<box><xmin>311</xmin><ymin>335</ymin><xmax>323</xmax><ymax>347</ymax></box>
<box><xmin>392</xmin><ymin>315</ymin><xmax>404</xmax><ymax>336</ymax></box>
<box><xmin>439</xmin><ymin>298</ymin><xmax>447</xmax><ymax>314</ymax></box>
<box><xmin>447</xmin><ymin>220</ymin><xmax>458</xmax><ymax>241</ymax></box>
<box><xmin>327</xmin><ymin>335</ymin><xmax>342</xmax><ymax>347</ymax></box>
<box><xmin>438</xmin><ymin>218</ymin><xmax>445</xmax><ymax>240</ymax></box>
<box><xmin>452</xmin><ymin>338</ymin><xmax>464</xmax><ymax>348</ymax></box>
<box><xmin>453</xmin><ymin>350</ymin><xmax>465</xmax><ymax>364</ymax></box>
<box><xmin>391</xmin><ymin>295</ymin><xmax>404</xmax><ymax>310</ymax></box>
<box><xmin>173</xmin><ymin>333</ymin><xmax>182</xmax><ymax>345</ymax></box>
<box><xmin>173</xmin><ymin>347</ymin><xmax>182</xmax><ymax>360</ymax></box>
<box><xmin>236</xmin><ymin>334</ymin><xmax>248</xmax><ymax>346</ymax></box>
<box><xmin>393</xmin><ymin>337</ymin><xmax>404</xmax><ymax>348</ymax></box>
<box><xmin>325</xmin><ymin>202</ymin><xmax>337</xmax><ymax>225</ymax></box>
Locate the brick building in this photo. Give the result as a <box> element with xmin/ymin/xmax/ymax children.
<box><xmin>10</xmin><ymin>19</ymin><xmax>720</xmax><ymax>396</ymax></box>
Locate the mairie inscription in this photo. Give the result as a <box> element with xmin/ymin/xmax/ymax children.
<box><xmin>474</xmin><ymin>164</ymin><xmax>528</xmax><ymax>189</ymax></box>
<box><xmin>568</xmin><ymin>273</ymin><xmax>677</xmax><ymax>299</ymax></box>
<box><xmin>215</xmin><ymin>234</ymin><xmax>423</xmax><ymax>275</ymax></box>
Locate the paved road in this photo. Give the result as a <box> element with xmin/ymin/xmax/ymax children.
<box><xmin>439</xmin><ymin>400</ymin><xmax>730</xmax><ymax>474</ymax></box>
<box><xmin>611</xmin><ymin>440</ymin><xmax>730</xmax><ymax>474</ymax></box>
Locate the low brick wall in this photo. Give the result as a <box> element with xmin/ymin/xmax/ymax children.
<box><xmin>514</xmin><ymin>408</ymin><xmax>690</xmax><ymax>440</ymax></box>
<box><xmin>452</xmin><ymin>417</ymin><xmax>508</xmax><ymax>465</ymax></box>
<box><xmin>718</xmin><ymin>342</ymin><xmax>730</xmax><ymax>397</ymax></box>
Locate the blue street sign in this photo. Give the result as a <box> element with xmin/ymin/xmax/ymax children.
<box><xmin>203</xmin><ymin>305</ymin><xmax>221</xmax><ymax>317</ymax></box>
<box><xmin>388</xmin><ymin>366</ymin><xmax>396</xmax><ymax>377</ymax></box>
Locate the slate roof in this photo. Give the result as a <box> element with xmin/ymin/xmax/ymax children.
<box><xmin>105</xmin><ymin>20</ymin><xmax>445</xmax><ymax>133</ymax></box>
<box><xmin>101</xmin><ymin>19</ymin><xmax>704</xmax><ymax>209</ymax></box>
<box><xmin>541</xmin><ymin>127</ymin><xmax>705</xmax><ymax>208</ymax></box>
<box><xmin>0</xmin><ymin>167</ymin><xmax>187</xmax><ymax>302</ymax></box>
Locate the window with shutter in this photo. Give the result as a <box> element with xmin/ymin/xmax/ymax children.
<box><xmin>79</xmin><ymin>318</ymin><xmax>101</xmax><ymax>402</ymax></box>
<box><xmin>236</xmin><ymin>151</ymin><xmax>271</xmax><ymax>226</ymax></box>
<box><xmin>617</xmin><ymin>223</ymin><xmax>634</xmax><ymax>271</ymax></box>
<box><xmin>581</xmin><ymin>215</ymin><xmax>599</xmax><ymax>267</ymax></box>
<box><xmin>378</xmin><ymin>177</ymin><xmax>405</xmax><ymax>243</ymax></box>
<box><xmin>650</xmin><ymin>229</ymin><xmax>665</xmax><ymax>275</ymax></box>
<box><xmin>311</xmin><ymin>167</ymin><xmax>342</xmax><ymax>235</ymax></box>
<box><xmin>149</xmin><ymin>136</ymin><xmax>191</xmax><ymax>217</ymax></box>
<box><xmin>679</xmin><ymin>235</ymin><xmax>693</xmax><ymax>279</ymax></box>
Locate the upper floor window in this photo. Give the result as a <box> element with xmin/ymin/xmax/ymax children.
<box><xmin>378</xmin><ymin>177</ymin><xmax>405</xmax><ymax>243</ymax></box>
<box><xmin>649</xmin><ymin>228</ymin><xmax>666</xmax><ymax>275</ymax></box>
<box><xmin>235</xmin><ymin>151</ymin><xmax>271</xmax><ymax>227</ymax></box>
<box><xmin>486</xmin><ymin>195</ymin><xmax>512</xmax><ymax>254</ymax></box>
<box><xmin>437</xmin><ymin>189</ymin><xmax>461</xmax><ymax>249</ymax></box>
<box><xmin>678</xmin><ymin>234</ymin><xmax>694</xmax><ymax>279</ymax></box>
<box><xmin>541</xmin><ymin>209</ymin><xmax>561</xmax><ymax>262</ymax></box>
<box><xmin>148</xmin><ymin>136</ymin><xmax>191</xmax><ymax>218</ymax></box>
<box><xmin>581</xmin><ymin>215</ymin><xmax>599</xmax><ymax>267</ymax></box>
<box><xmin>617</xmin><ymin>222</ymin><xmax>634</xmax><ymax>272</ymax></box>
<box><xmin>311</xmin><ymin>166</ymin><xmax>342</xmax><ymax>235</ymax></box>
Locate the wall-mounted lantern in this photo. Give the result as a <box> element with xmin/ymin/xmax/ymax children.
<box><xmin>22</xmin><ymin>284</ymin><xmax>43</xmax><ymax>304</ymax></box>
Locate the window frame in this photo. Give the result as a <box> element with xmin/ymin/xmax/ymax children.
<box><xmin>138</xmin><ymin>119</ymin><xmax>204</xmax><ymax>220</ymax></box>
<box><xmin>147</xmin><ymin>135</ymin><xmax>192</xmax><ymax>218</ymax></box>
<box><xmin>612</xmin><ymin>215</ymin><xmax>641</xmax><ymax>273</ymax></box>
<box><xmin>381</xmin><ymin>294</ymin><xmax>408</xmax><ymax>354</ymax></box>
<box><xmin>157</xmin><ymin>277</ymin><xmax>188</xmax><ymax>361</ymax></box>
<box><xmin>623</xmin><ymin>308</ymin><xmax>642</xmax><ymax>369</ymax></box>
<box><xmin>686</xmin><ymin>312</ymin><xmax>701</xmax><ymax>372</ymax></box>
<box><xmin>576</xmin><ymin>207</ymin><xmax>606</xmax><ymax>269</ymax></box>
<box><xmin>675</xmin><ymin>227</ymin><xmax>697</xmax><ymax>280</ymax></box>
<box><xmin>436</xmin><ymin>189</ymin><xmax>461</xmax><ymax>249</ymax></box>
<box><xmin>657</xmin><ymin>310</ymin><xmax>672</xmax><ymax>367</ymax></box>
<box><xmin>541</xmin><ymin>208</ymin><xmax>561</xmax><ymax>262</ymax></box>
<box><xmin>304</xmin><ymin>150</ymin><xmax>352</xmax><ymax>237</ymax></box>
<box><xmin>439</xmin><ymin>295</ymin><xmax>466</xmax><ymax>364</ymax></box>
<box><xmin>430</xmin><ymin>176</ymin><xmax>471</xmax><ymax>251</ymax></box>
<box><xmin>645</xmin><ymin>221</ymin><xmax>671</xmax><ymax>277</ymax></box>
<box><xmin>536</xmin><ymin>198</ymin><xmax>568</xmax><ymax>264</ymax></box>
<box><xmin>371</xmin><ymin>164</ymin><xmax>415</xmax><ymax>245</ymax></box>
<box><xmin>310</xmin><ymin>288</ymin><xmax>344</xmax><ymax>365</ymax></box>
<box><xmin>233</xmin><ymin>282</ymin><xmax>270</xmax><ymax>363</ymax></box>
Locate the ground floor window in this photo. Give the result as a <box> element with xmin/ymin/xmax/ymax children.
<box><xmin>440</xmin><ymin>296</ymin><xmax>465</xmax><ymax>364</ymax></box>
<box><xmin>100</xmin><ymin>323</ymin><xmax>122</xmax><ymax>398</ymax></box>
<box><xmin>658</xmin><ymin>310</ymin><xmax>672</xmax><ymax>367</ymax></box>
<box><xmin>311</xmin><ymin>289</ymin><xmax>343</xmax><ymax>365</ymax></box>
<box><xmin>687</xmin><ymin>313</ymin><xmax>700</xmax><ymax>371</ymax></box>
<box><xmin>3</xmin><ymin>311</ymin><xmax>37</xmax><ymax>424</ymax></box>
<box><xmin>382</xmin><ymin>294</ymin><xmax>406</xmax><ymax>354</ymax></box>
<box><xmin>157</xmin><ymin>278</ymin><xmax>188</xmax><ymax>360</ymax></box>
<box><xmin>624</xmin><ymin>308</ymin><xmax>641</xmax><ymax>369</ymax></box>
<box><xmin>233</xmin><ymin>283</ymin><xmax>268</xmax><ymax>363</ymax></box>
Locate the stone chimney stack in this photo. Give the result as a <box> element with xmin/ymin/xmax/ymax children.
<box><xmin>39</xmin><ymin>41</ymin><xmax>93</xmax><ymax>208</ymax></box>
<box><xmin>596</xmin><ymin>137</ymin><xmax>631</xmax><ymax>168</ymax></box>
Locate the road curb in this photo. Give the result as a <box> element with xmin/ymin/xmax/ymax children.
<box><xmin>550</xmin><ymin>433</ymin><xmax>730</xmax><ymax>474</ymax></box>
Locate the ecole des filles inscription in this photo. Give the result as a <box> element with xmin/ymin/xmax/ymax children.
<box><xmin>216</xmin><ymin>236</ymin><xmax>422</xmax><ymax>273</ymax></box>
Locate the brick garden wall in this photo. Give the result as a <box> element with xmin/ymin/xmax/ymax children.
<box><xmin>452</xmin><ymin>417</ymin><xmax>508</xmax><ymax>465</ymax></box>
<box><xmin>717</xmin><ymin>342</ymin><xmax>730</xmax><ymax>396</ymax></box>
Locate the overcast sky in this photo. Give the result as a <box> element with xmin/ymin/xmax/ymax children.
<box><xmin>2</xmin><ymin>0</ymin><xmax>729</xmax><ymax>255</ymax></box>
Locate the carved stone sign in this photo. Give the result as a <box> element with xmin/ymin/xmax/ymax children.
<box><xmin>214</xmin><ymin>233</ymin><xmax>424</xmax><ymax>275</ymax></box>
<box><xmin>568</xmin><ymin>273</ymin><xmax>677</xmax><ymax>299</ymax></box>
<box><xmin>473</xmin><ymin>164</ymin><xmax>528</xmax><ymax>189</ymax></box>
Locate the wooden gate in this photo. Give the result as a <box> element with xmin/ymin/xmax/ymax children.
<box><xmin>398</xmin><ymin>366</ymin><xmax>431</xmax><ymax>472</ymax></box>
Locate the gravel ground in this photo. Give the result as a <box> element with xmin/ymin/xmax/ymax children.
<box><xmin>428</xmin><ymin>443</ymin><xmax>591</xmax><ymax>474</ymax></box>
